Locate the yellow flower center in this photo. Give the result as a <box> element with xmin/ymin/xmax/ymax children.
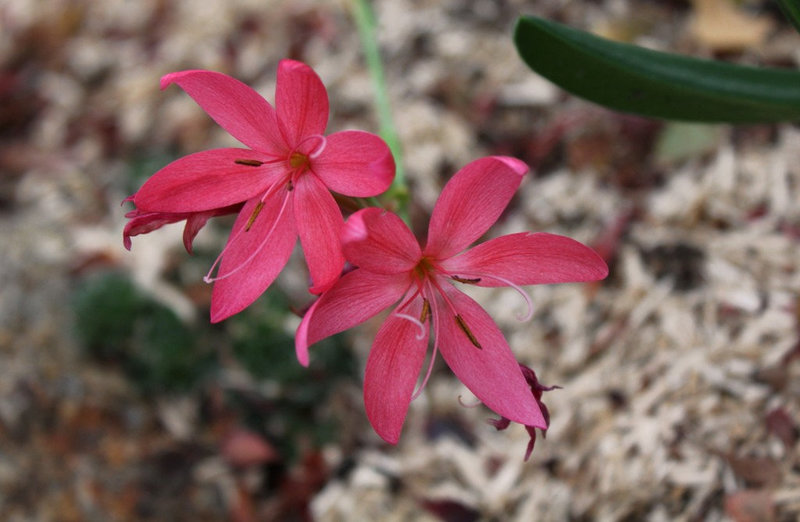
<box><xmin>289</xmin><ymin>152</ymin><xmax>309</xmax><ymax>169</ymax></box>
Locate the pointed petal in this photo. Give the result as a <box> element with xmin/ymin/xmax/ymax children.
<box><xmin>134</xmin><ymin>148</ymin><xmax>284</xmax><ymax>212</ymax></box>
<box><xmin>425</xmin><ymin>156</ymin><xmax>529</xmax><ymax>259</ymax></box>
<box><xmin>295</xmin><ymin>270</ymin><xmax>410</xmax><ymax>366</ymax></box>
<box><xmin>433</xmin><ymin>285</ymin><xmax>546</xmax><ymax>428</ymax></box>
<box><xmin>311</xmin><ymin>131</ymin><xmax>395</xmax><ymax>197</ymax></box>
<box><xmin>161</xmin><ymin>70</ymin><xmax>287</xmax><ymax>152</ymax></box>
<box><xmin>123</xmin><ymin>209</ymin><xmax>188</xmax><ymax>250</ymax></box>
<box><xmin>210</xmin><ymin>191</ymin><xmax>295</xmax><ymax>322</ymax></box>
<box><xmin>364</xmin><ymin>297</ymin><xmax>429</xmax><ymax>444</ymax></box>
<box><xmin>341</xmin><ymin>208</ymin><xmax>422</xmax><ymax>274</ymax></box>
<box><xmin>294</xmin><ymin>173</ymin><xmax>345</xmax><ymax>294</ymax></box>
<box><xmin>441</xmin><ymin>232</ymin><xmax>609</xmax><ymax>286</ymax></box>
<box><xmin>275</xmin><ymin>60</ymin><xmax>328</xmax><ymax>146</ymax></box>
<box><xmin>182</xmin><ymin>213</ymin><xmax>211</xmax><ymax>254</ymax></box>
<box><xmin>182</xmin><ymin>203</ymin><xmax>243</xmax><ymax>254</ymax></box>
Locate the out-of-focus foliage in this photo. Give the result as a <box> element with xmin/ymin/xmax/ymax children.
<box><xmin>73</xmin><ymin>272</ymin><xmax>214</xmax><ymax>393</ymax></box>
<box><xmin>73</xmin><ymin>270</ymin><xmax>358</xmax><ymax>460</ymax></box>
<box><xmin>229</xmin><ymin>293</ymin><xmax>359</xmax><ymax>459</ymax></box>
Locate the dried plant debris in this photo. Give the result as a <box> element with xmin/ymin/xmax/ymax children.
<box><xmin>1</xmin><ymin>0</ymin><xmax>799</xmax><ymax>520</ymax></box>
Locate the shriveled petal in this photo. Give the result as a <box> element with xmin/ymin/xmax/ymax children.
<box><xmin>210</xmin><ymin>191</ymin><xmax>295</xmax><ymax>322</ymax></box>
<box><xmin>134</xmin><ymin>148</ymin><xmax>284</xmax><ymax>213</ymax></box>
<box><xmin>365</xmin><ymin>297</ymin><xmax>430</xmax><ymax>444</ymax></box>
<box><xmin>311</xmin><ymin>131</ymin><xmax>395</xmax><ymax>197</ymax></box>
<box><xmin>433</xmin><ymin>285</ymin><xmax>546</xmax><ymax>428</ymax></box>
<box><xmin>295</xmin><ymin>270</ymin><xmax>411</xmax><ymax>366</ymax></box>
<box><xmin>441</xmin><ymin>232</ymin><xmax>609</xmax><ymax>286</ymax></box>
<box><xmin>425</xmin><ymin>156</ymin><xmax>529</xmax><ymax>260</ymax></box>
<box><xmin>123</xmin><ymin>202</ymin><xmax>242</xmax><ymax>253</ymax></box>
<box><xmin>161</xmin><ymin>70</ymin><xmax>287</xmax><ymax>153</ymax></box>
<box><xmin>275</xmin><ymin>60</ymin><xmax>328</xmax><ymax>146</ymax></box>
<box><xmin>294</xmin><ymin>173</ymin><xmax>345</xmax><ymax>294</ymax></box>
<box><xmin>341</xmin><ymin>208</ymin><xmax>421</xmax><ymax>275</ymax></box>
<box><xmin>123</xmin><ymin>209</ymin><xmax>188</xmax><ymax>250</ymax></box>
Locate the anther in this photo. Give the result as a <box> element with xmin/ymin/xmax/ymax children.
<box><xmin>419</xmin><ymin>298</ymin><xmax>430</xmax><ymax>323</ymax></box>
<box><xmin>455</xmin><ymin>314</ymin><xmax>481</xmax><ymax>349</ymax></box>
<box><xmin>452</xmin><ymin>275</ymin><xmax>481</xmax><ymax>284</ymax></box>
<box><xmin>234</xmin><ymin>159</ymin><xmax>264</xmax><ymax>167</ymax></box>
<box><xmin>287</xmin><ymin>180</ymin><xmax>294</xmax><ymax>191</ymax></box>
<box><xmin>245</xmin><ymin>201</ymin><xmax>264</xmax><ymax>231</ymax></box>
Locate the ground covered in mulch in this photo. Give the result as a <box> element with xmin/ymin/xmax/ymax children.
<box><xmin>2</xmin><ymin>0</ymin><xmax>799</xmax><ymax>520</ymax></box>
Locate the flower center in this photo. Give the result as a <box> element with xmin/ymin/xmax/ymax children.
<box><xmin>413</xmin><ymin>256</ymin><xmax>436</xmax><ymax>280</ymax></box>
<box><xmin>289</xmin><ymin>152</ymin><xmax>309</xmax><ymax>170</ymax></box>
<box><xmin>410</xmin><ymin>257</ymin><xmax>483</xmax><ymax>350</ymax></box>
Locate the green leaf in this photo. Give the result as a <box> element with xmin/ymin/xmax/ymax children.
<box><xmin>513</xmin><ymin>15</ymin><xmax>800</xmax><ymax>122</ymax></box>
<box><xmin>775</xmin><ymin>0</ymin><xmax>800</xmax><ymax>34</ymax></box>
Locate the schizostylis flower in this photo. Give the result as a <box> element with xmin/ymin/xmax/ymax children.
<box><xmin>126</xmin><ymin>60</ymin><xmax>395</xmax><ymax>321</ymax></box>
<box><xmin>296</xmin><ymin>156</ymin><xmax>608</xmax><ymax>444</ymax></box>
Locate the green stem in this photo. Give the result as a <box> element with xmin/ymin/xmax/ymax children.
<box><xmin>349</xmin><ymin>0</ymin><xmax>409</xmax><ymax>221</ymax></box>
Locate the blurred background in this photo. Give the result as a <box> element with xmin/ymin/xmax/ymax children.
<box><xmin>1</xmin><ymin>0</ymin><xmax>799</xmax><ymax>520</ymax></box>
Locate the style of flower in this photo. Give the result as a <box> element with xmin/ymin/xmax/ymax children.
<box><xmin>127</xmin><ymin>60</ymin><xmax>395</xmax><ymax>321</ymax></box>
<box><xmin>295</xmin><ymin>156</ymin><xmax>608</xmax><ymax>444</ymax></box>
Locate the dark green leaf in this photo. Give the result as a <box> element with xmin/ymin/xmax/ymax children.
<box><xmin>775</xmin><ymin>0</ymin><xmax>800</xmax><ymax>34</ymax></box>
<box><xmin>514</xmin><ymin>15</ymin><xmax>800</xmax><ymax>122</ymax></box>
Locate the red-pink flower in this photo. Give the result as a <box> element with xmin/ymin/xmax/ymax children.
<box><xmin>296</xmin><ymin>156</ymin><xmax>608</xmax><ymax>444</ymax></box>
<box><xmin>129</xmin><ymin>60</ymin><xmax>395</xmax><ymax>321</ymax></box>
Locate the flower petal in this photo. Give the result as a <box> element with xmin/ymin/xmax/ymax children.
<box><xmin>210</xmin><ymin>191</ymin><xmax>296</xmax><ymax>322</ymax></box>
<box><xmin>364</xmin><ymin>297</ymin><xmax>430</xmax><ymax>444</ymax></box>
<box><xmin>275</xmin><ymin>60</ymin><xmax>328</xmax><ymax>146</ymax></box>
<box><xmin>134</xmin><ymin>149</ymin><xmax>285</xmax><ymax>213</ymax></box>
<box><xmin>433</xmin><ymin>285</ymin><xmax>546</xmax><ymax>428</ymax></box>
<box><xmin>182</xmin><ymin>204</ymin><xmax>241</xmax><ymax>253</ymax></box>
<box><xmin>441</xmin><ymin>232</ymin><xmax>609</xmax><ymax>286</ymax></box>
<box><xmin>341</xmin><ymin>208</ymin><xmax>422</xmax><ymax>275</ymax></box>
<box><xmin>295</xmin><ymin>270</ymin><xmax>410</xmax><ymax>366</ymax></box>
<box><xmin>425</xmin><ymin>156</ymin><xmax>528</xmax><ymax>259</ymax></box>
<box><xmin>294</xmin><ymin>173</ymin><xmax>346</xmax><ymax>294</ymax></box>
<box><xmin>123</xmin><ymin>208</ymin><xmax>188</xmax><ymax>250</ymax></box>
<box><xmin>311</xmin><ymin>130</ymin><xmax>395</xmax><ymax>197</ymax></box>
<box><xmin>161</xmin><ymin>70</ymin><xmax>287</xmax><ymax>153</ymax></box>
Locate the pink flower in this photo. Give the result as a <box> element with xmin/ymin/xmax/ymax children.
<box><xmin>296</xmin><ymin>156</ymin><xmax>608</xmax><ymax>444</ymax></box>
<box><xmin>129</xmin><ymin>60</ymin><xmax>395</xmax><ymax>321</ymax></box>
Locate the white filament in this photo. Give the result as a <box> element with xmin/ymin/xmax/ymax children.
<box><xmin>203</xmin><ymin>190</ymin><xmax>291</xmax><ymax>283</ymax></box>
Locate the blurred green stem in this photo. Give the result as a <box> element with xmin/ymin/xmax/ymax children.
<box><xmin>349</xmin><ymin>0</ymin><xmax>409</xmax><ymax>221</ymax></box>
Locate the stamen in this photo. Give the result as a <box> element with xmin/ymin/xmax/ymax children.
<box><xmin>203</xmin><ymin>190</ymin><xmax>292</xmax><ymax>284</ymax></box>
<box><xmin>245</xmin><ymin>201</ymin><xmax>264</xmax><ymax>231</ymax></box>
<box><xmin>287</xmin><ymin>180</ymin><xmax>294</xmax><ymax>191</ymax></box>
<box><xmin>419</xmin><ymin>298</ymin><xmax>430</xmax><ymax>323</ymax></box>
<box><xmin>452</xmin><ymin>275</ymin><xmax>481</xmax><ymax>284</ymax></box>
<box><xmin>455</xmin><ymin>314</ymin><xmax>482</xmax><ymax>349</ymax></box>
<box><xmin>411</xmin><ymin>285</ymin><xmax>440</xmax><ymax>401</ymax></box>
<box><xmin>234</xmin><ymin>158</ymin><xmax>264</xmax><ymax>167</ymax></box>
<box><xmin>394</xmin><ymin>313</ymin><xmax>426</xmax><ymax>340</ymax></box>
